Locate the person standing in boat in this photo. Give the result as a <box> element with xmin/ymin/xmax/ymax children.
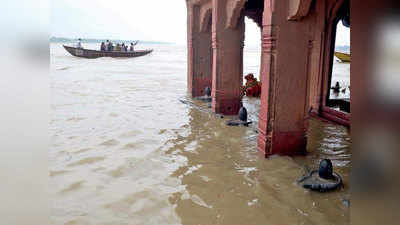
<box><xmin>106</xmin><ymin>40</ymin><xmax>110</xmax><ymax>51</ymax></box>
<box><xmin>121</xmin><ymin>43</ymin><xmax>126</xmax><ymax>52</ymax></box>
<box><xmin>115</xmin><ymin>43</ymin><xmax>121</xmax><ymax>51</ymax></box>
<box><xmin>100</xmin><ymin>42</ymin><xmax>106</xmax><ymax>51</ymax></box>
<box><xmin>332</xmin><ymin>81</ymin><xmax>341</xmax><ymax>93</ymax></box>
<box><xmin>129</xmin><ymin>42</ymin><xmax>135</xmax><ymax>52</ymax></box>
<box><xmin>107</xmin><ymin>40</ymin><xmax>113</xmax><ymax>51</ymax></box>
<box><xmin>76</xmin><ymin>38</ymin><xmax>83</xmax><ymax>48</ymax></box>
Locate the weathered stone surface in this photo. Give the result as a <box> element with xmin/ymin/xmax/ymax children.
<box><xmin>187</xmin><ymin>1</ymin><xmax>213</xmax><ymax>97</ymax></box>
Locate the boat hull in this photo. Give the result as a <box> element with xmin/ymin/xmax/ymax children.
<box><xmin>334</xmin><ymin>51</ymin><xmax>351</xmax><ymax>62</ymax></box>
<box><xmin>63</xmin><ymin>45</ymin><xmax>153</xmax><ymax>59</ymax></box>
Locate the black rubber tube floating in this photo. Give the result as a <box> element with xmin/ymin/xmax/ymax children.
<box><xmin>205</xmin><ymin>86</ymin><xmax>211</xmax><ymax>97</ymax></box>
<box><xmin>298</xmin><ymin>159</ymin><xmax>343</xmax><ymax>192</ymax></box>
<box><xmin>194</xmin><ymin>87</ymin><xmax>212</xmax><ymax>102</ymax></box>
<box><xmin>238</xmin><ymin>107</ymin><xmax>247</xmax><ymax>121</ymax></box>
<box><xmin>226</xmin><ymin>107</ymin><xmax>252</xmax><ymax>126</ymax></box>
<box><xmin>300</xmin><ymin>171</ymin><xmax>342</xmax><ymax>192</ymax></box>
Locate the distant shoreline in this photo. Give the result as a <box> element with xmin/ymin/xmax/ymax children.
<box><xmin>50</xmin><ymin>37</ymin><xmax>172</xmax><ymax>45</ymax></box>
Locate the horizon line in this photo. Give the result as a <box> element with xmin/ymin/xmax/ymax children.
<box><xmin>50</xmin><ymin>36</ymin><xmax>175</xmax><ymax>44</ymax></box>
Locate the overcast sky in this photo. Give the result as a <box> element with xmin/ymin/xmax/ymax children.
<box><xmin>51</xmin><ymin>0</ymin><xmax>349</xmax><ymax>46</ymax></box>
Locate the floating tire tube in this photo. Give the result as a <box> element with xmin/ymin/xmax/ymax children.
<box><xmin>299</xmin><ymin>170</ymin><xmax>342</xmax><ymax>192</ymax></box>
<box><xmin>194</xmin><ymin>96</ymin><xmax>212</xmax><ymax>102</ymax></box>
<box><xmin>226</xmin><ymin>107</ymin><xmax>252</xmax><ymax>126</ymax></box>
<box><xmin>226</xmin><ymin>119</ymin><xmax>252</xmax><ymax>126</ymax></box>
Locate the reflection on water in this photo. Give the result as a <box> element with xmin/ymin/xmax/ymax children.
<box><xmin>51</xmin><ymin>43</ymin><xmax>350</xmax><ymax>225</ymax></box>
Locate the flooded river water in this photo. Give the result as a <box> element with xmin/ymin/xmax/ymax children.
<box><xmin>50</xmin><ymin>43</ymin><xmax>350</xmax><ymax>225</ymax></box>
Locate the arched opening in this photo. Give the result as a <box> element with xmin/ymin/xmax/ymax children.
<box><xmin>243</xmin><ymin>0</ymin><xmax>263</xmax><ymax>82</ymax></box>
<box><xmin>243</xmin><ymin>18</ymin><xmax>261</xmax><ymax>82</ymax></box>
<box><xmin>242</xmin><ymin>0</ymin><xmax>263</xmax><ymax>122</ymax></box>
<box><xmin>325</xmin><ymin>0</ymin><xmax>350</xmax><ymax>114</ymax></box>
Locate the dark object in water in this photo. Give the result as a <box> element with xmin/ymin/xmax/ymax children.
<box><xmin>193</xmin><ymin>86</ymin><xmax>212</xmax><ymax>102</ymax></box>
<box><xmin>301</xmin><ymin>171</ymin><xmax>342</xmax><ymax>192</ymax></box>
<box><xmin>226</xmin><ymin>119</ymin><xmax>252</xmax><ymax>126</ymax></box>
<box><xmin>226</xmin><ymin>107</ymin><xmax>251</xmax><ymax>126</ymax></box>
<box><xmin>298</xmin><ymin>159</ymin><xmax>342</xmax><ymax>192</ymax></box>
<box><xmin>339</xmin><ymin>99</ymin><xmax>350</xmax><ymax>113</ymax></box>
<box><xmin>205</xmin><ymin>86</ymin><xmax>211</xmax><ymax>97</ymax></box>
<box><xmin>326</xmin><ymin>98</ymin><xmax>350</xmax><ymax>113</ymax></box>
<box><xmin>238</xmin><ymin>107</ymin><xmax>247</xmax><ymax>121</ymax></box>
<box><xmin>194</xmin><ymin>95</ymin><xmax>212</xmax><ymax>102</ymax></box>
<box><xmin>319</xmin><ymin>159</ymin><xmax>333</xmax><ymax>179</ymax></box>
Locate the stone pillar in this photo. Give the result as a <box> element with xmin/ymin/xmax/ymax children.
<box><xmin>187</xmin><ymin>3</ymin><xmax>213</xmax><ymax>97</ymax></box>
<box><xmin>307</xmin><ymin>0</ymin><xmax>326</xmax><ymax>114</ymax></box>
<box><xmin>211</xmin><ymin>0</ymin><xmax>245</xmax><ymax>115</ymax></box>
<box><xmin>257</xmin><ymin>0</ymin><xmax>310</xmax><ymax>156</ymax></box>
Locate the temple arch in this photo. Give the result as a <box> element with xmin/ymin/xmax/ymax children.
<box><xmin>200</xmin><ymin>4</ymin><xmax>212</xmax><ymax>32</ymax></box>
<box><xmin>226</xmin><ymin>0</ymin><xmax>247</xmax><ymax>29</ymax></box>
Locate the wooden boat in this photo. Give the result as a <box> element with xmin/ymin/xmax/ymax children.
<box><xmin>334</xmin><ymin>51</ymin><xmax>351</xmax><ymax>62</ymax></box>
<box><xmin>63</xmin><ymin>45</ymin><xmax>153</xmax><ymax>59</ymax></box>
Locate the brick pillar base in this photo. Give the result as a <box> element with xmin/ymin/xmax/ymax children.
<box><xmin>211</xmin><ymin>96</ymin><xmax>242</xmax><ymax>115</ymax></box>
<box><xmin>258</xmin><ymin>130</ymin><xmax>307</xmax><ymax>156</ymax></box>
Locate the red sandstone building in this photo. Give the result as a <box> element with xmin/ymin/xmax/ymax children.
<box><xmin>186</xmin><ymin>0</ymin><xmax>350</xmax><ymax>156</ymax></box>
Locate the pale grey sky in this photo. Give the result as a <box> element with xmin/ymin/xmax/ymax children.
<box><xmin>51</xmin><ymin>0</ymin><xmax>349</xmax><ymax>46</ymax></box>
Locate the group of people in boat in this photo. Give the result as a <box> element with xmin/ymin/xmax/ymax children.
<box><xmin>75</xmin><ymin>39</ymin><xmax>138</xmax><ymax>52</ymax></box>
<box><xmin>101</xmin><ymin>40</ymin><xmax>138</xmax><ymax>52</ymax></box>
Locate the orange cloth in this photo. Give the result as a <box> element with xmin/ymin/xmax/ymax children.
<box><xmin>243</xmin><ymin>74</ymin><xmax>261</xmax><ymax>97</ymax></box>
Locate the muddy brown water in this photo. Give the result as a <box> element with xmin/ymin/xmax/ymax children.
<box><xmin>51</xmin><ymin>43</ymin><xmax>350</xmax><ymax>225</ymax></box>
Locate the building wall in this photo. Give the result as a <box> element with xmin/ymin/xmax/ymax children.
<box><xmin>186</xmin><ymin>0</ymin><xmax>349</xmax><ymax>156</ymax></box>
